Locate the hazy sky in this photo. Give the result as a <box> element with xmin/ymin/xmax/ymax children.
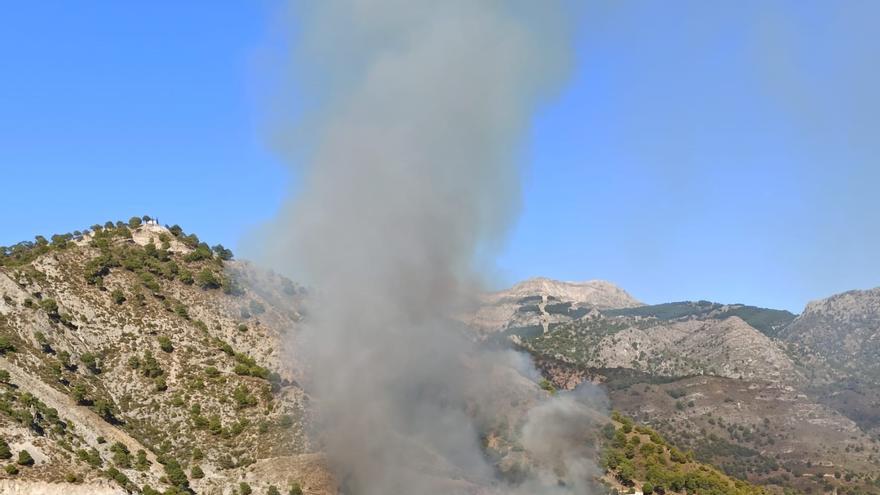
<box><xmin>1</xmin><ymin>1</ymin><xmax>878</xmax><ymax>312</ymax></box>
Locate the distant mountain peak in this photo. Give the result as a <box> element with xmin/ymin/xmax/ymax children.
<box><xmin>493</xmin><ymin>277</ymin><xmax>642</xmax><ymax>309</ymax></box>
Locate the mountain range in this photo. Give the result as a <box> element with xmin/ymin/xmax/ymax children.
<box><xmin>1</xmin><ymin>219</ymin><xmax>878</xmax><ymax>494</ymax></box>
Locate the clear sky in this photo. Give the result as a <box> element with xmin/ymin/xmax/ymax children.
<box><xmin>2</xmin><ymin>2</ymin><xmax>878</xmax><ymax>312</ymax></box>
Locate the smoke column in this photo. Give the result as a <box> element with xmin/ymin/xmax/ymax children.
<box><xmin>261</xmin><ymin>1</ymin><xmax>592</xmax><ymax>494</ymax></box>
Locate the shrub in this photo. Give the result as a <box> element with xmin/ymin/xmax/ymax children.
<box><xmin>267</xmin><ymin>486</ymin><xmax>281</xmax><ymax>495</ymax></box>
<box><xmin>174</xmin><ymin>303</ymin><xmax>188</xmax><ymax>319</ymax></box>
<box><xmin>233</xmin><ymin>385</ymin><xmax>257</xmax><ymax>408</ymax></box>
<box><xmin>0</xmin><ymin>370</ymin><xmax>10</xmax><ymax>384</ymax></box>
<box><xmin>289</xmin><ymin>482</ymin><xmax>303</xmax><ymax>495</ymax></box>
<box><xmin>191</xmin><ymin>465</ymin><xmax>204</xmax><ymax>479</ymax></box>
<box><xmin>158</xmin><ymin>336</ymin><xmax>173</xmax><ymax>353</ymax></box>
<box><xmin>0</xmin><ymin>438</ymin><xmax>11</xmax><ymax>459</ymax></box>
<box><xmin>80</xmin><ymin>353</ymin><xmax>100</xmax><ymax>374</ymax></box>
<box><xmin>142</xmin><ymin>351</ymin><xmax>163</xmax><ymax>378</ymax></box>
<box><xmin>17</xmin><ymin>449</ymin><xmax>34</xmax><ymax>466</ymax></box>
<box><xmin>184</xmin><ymin>243</ymin><xmax>213</xmax><ymax>262</ymax></box>
<box><xmin>5</xmin><ymin>464</ymin><xmax>18</xmax><ymax>475</ymax></box>
<box><xmin>72</xmin><ymin>384</ymin><xmax>89</xmax><ymax>405</ymax></box>
<box><xmin>539</xmin><ymin>378</ymin><xmax>556</xmax><ymax>395</ymax></box>
<box><xmin>105</xmin><ymin>466</ymin><xmax>130</xmax><ymax>487</ymax></box>
<box><xmin>111</xmin><ymin>289</ymin><xmax>126</xmax><ymax>305</ymax></box>
<box><xmin>196</xmin><ymin>269</ymin><xmax>221</xmax><ymax>289</ymax></box>
<box><xmin>0</xmin><ymin>336</ymin><xmax>14</xmax><ymax>355</ymax></box>
<box><xmin>140</xmin><ymin>272</ymin><xmax>161</xmax><ymax>292</ymax></box>
<box><xmin>154</xmin><ymin>376</ymin><xmax>168</xmax><ymax>392</ymax></box>
<box><xmin>39</xmin><ymin>298</ymin><xmax>59</xmax><ymax>317</ymax></box>
<box><xmin>136</xmin><ymin>450</ymin><xmax>150</xmax><ymax>471</ymax></box>
<box><xmin>237</xmin><ymin>323</ymin><xmax>248</xmax><ymax>333</ymax></box>
<box><xmin>110</xmin><ymin>442</ymin><xmax>131</xmax><ymax>468</ymax></box>
<box><xmin>93</xmin><ymin>399</ymin><xmax>115</xmax><ymax>421</ymax></box>
<box><xmin>163</xmin><ymin>458</ymin><xmax>189</xmax><ymax>490</ymax></box>
<box><xmin>76</xmin><ymin>448</ymin><xmax>103</xmax><ymax>467</ymax></box>
<box><xmin>239</xmin><ymin>482</ymin><xmax>253</xmax><ymax>495</ymax></box>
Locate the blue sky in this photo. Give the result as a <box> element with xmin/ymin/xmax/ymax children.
<box><xmin>2</xmin><ymin>2</ymin><xmax>878</xmax><ymax>312</ymax></box>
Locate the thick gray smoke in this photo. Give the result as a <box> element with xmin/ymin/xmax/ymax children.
<box><xmin>259</xmin><ymin>1</ymin><xmax>603</xmax><ymax>494</ymax></box>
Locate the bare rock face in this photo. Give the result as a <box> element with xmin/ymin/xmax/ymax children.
<box><xmin>484</xmin><ymin>278</ymin><xmax>642</xmax><ymax>309</ymax></box>
<box><xmin>468</xmin><ymin>278</ymin><xmax>641</xmax><ymax>334</ymax></box>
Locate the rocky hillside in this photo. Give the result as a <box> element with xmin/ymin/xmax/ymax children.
<box><xmin>780</xmin><ymin>288</ymin><xmax>880</xmax><ymax>382</ymax></box>
<box><xmin>479</xmin><ymin>280</ymin><xmax>880</xmax><ymax>495</ymax></box>
<box><xmin>3</xmin><ymin>219</ymin><xmax>878</xmax><ymax>495</ymax></box>
<box><xmin>0</xmin><ymin>219</ymin><xmax>334</xmax><ymax>495</ymax></box>
<box><xmin>468</xmin><ymin>277</ymin><xmax>641</xmax><ymax>335</ymax></box>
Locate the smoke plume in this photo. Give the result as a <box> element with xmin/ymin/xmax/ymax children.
<box><xmin>259</xmin><ymin>1</ymin><xmax>603</xmax><ymax>494</ymax></box>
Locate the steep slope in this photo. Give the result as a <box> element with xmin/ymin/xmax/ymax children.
<box><xmin>600</xmin><ymin>412</ymin><xmax>766</xmax><ymax>495</ymax></box>
<box><xmin>778</xmin><ymin>287</ymin><xmax>880</xmax><ymax>436</ymax></box>
<box><xmin>780</xmin><ymin>287</ymin><xmax>880</xmax><ymax>382</ymax></box>
<box><xmin>479</xmin><ymin>291</ymin><xmax>880</xmax><ymax>494</ymax></box>
<box><xmin>522</xmin><ymin>315</ymin><xmax>797</xmax><ymax>381</ymax></box>
<box><xmin>0</xmin><ymin>220</ymin><xmax>333</xmax><ymax>495</ymax></box>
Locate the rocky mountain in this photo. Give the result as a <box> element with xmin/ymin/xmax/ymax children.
<box><xmin>2</xmin><ymin>218</ymin><xmax>877</xmax><ymax>495</ymax></box>
<box><xmin>479</xmin><ymin>280</ymin><xmax>880</xmax><ymax>495</ymax></box>
<box><xmin>468</xmin><ymin>277</ymin><xmax>641</xmax><ymax>335</ymax></box>
<box><xmin>780</xmin><ymin>287</ymin><xmax>880</xmax><ymax>382</ymax></box>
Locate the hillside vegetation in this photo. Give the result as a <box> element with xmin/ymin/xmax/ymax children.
<box><xmin>0</xmin><ymin>217</ymin><xmax>331</xmax><ymax>494</ymax></box>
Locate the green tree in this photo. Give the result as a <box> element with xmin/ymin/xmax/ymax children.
<box><xmin>0</xmin><ymin>438</ymin><xmax>11</xmax><ymax>459</ymax></box>
<box><xmin>72</xmin><ymin>383</ymin><xmax>89</xmax><ymax>405</ymax></box>
<box><xmin>136</xmin><ymin>450</ymin><xmax>150</xmax><ymax>471</ymax></box>
<box><xmin>110</xmin><ymin>442</ymin><xmax>131</xmax><ymax>468</ymax></box>
<box><xmin>158</xmin><ymin>336</ymin><xmax>173</xmax><ymax>353</ymax></box>
<box><xmin>93</xmin><ymin>399</ymin><xmax>115</xmax><ymax>421</ymax></box>
<box><xmin>0</xmin><ymin>336</ymin><xmax>14</xmax><ymax>355</ymax></box>
<box><xmin>154</xmin><ymin>376</ymin><xmax>168</xmax><ymax>392</ymax></box>
<box><xmin>17</xmin><ymin>449</ymin><xmax>34</xmax><ymax>466</ymax></box>
<box><xmin>163</xmin><ymin>458</ymin><xmax>189</xmax><ymax>490</ymax></box>
<box><xmin>142</xmin><ymin>351</ymin><xmax>163</xmax><ymax>378</ymax></box>
<box><xmin>212</xmin><ymin>244</ymin><xmax>234</xmax><ymax>261</ymax></box>
<box><xmin>128</xmin><ymin>216</ymin><xmax>142</xmax><ymax>228</ymax></box>
<box><xmin>196</xmin><ymin>268</ymin><xmax>220</xmax><ymax>289</ymax></box>
<box><xmin>40</xmin><ymin>298</ymin><xmax>59</xmax><ymax>317</ymax></box>
<box><xmin>111</xmin><ymin>289</ymin><xmax>126</xmax><ymax>305</ymax></box>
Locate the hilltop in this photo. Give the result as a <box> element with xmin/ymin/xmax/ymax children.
<box><xmin>0</xmin><ymin>217</ymin><xmax>332</xmax><ymax>494</ymax></box>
